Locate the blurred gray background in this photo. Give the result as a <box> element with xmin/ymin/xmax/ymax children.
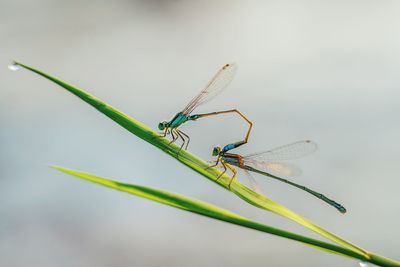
<box><xmin>1</xmin><ymin>1</ymin><xmax>399</xmax><ymax>266</ymax></box>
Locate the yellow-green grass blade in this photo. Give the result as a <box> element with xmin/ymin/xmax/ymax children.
<box><xmin>14</xmin><ymin>61</ymin><xmax>364</xmax><ymax>256</ymax></box>
<box><xmin>53</xmin><ymin>166</ymin><xmax>399</xmax><ymax>267</ymax></box>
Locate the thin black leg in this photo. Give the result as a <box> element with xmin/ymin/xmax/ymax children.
<box><xmin>175</xmin><ymin>130</ymin><xmax>186</xmax><ymax>156</ymax></box>
<box><xmin>169</xmin><ymin>129</ymin><xmax>178</xmax><ymax>145</ymax></box>
<box><xmin>178</xmin><ymin>130</ymin><xmax>191</xmax><ymax>150</ymax></box>
<box><xmin>161</xmin><ymin>128</ymin><xmax>168</xmax><ymax>137</ymax></box>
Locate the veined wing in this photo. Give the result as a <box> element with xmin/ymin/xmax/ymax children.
<box><xmin>181</xmin><ymin>63</ymin><xmax>237</xmax><ymax>115</ymax></box>
<box><xmin>243</xmin><ymin>169</ymin><xmax>264</xmax><ymax>194</ymax></box>
<box><xmin>244</xmin><ymin>140</ymin><xmax>317</xmax><ymax>162</ymax></box>
<box><xmin>244</xmin><ymin>159</ymin><xmax>302</xmax><ymax>177</ymax></box>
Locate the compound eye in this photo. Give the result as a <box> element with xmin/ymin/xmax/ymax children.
<box><xmin>158</xmin><ymin>122</ymin><xmax>165</xmax><ymax>130</ymax></box>
<box><xmin>212</xmin><ymin>147</ymin><xmax>220</xmax><ymax>156</ymax></box>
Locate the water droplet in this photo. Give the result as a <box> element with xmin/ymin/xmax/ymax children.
<box><xmin>8</xmin><ymin>62</ymin><xmax>20</xmax><ymax>71</ymax></box>
<box><xmin>359</xmin><ymin>262</ymin><xmax>368</xmax><ymax>267</ymax></box>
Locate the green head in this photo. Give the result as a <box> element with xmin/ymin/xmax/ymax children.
<box><xmin>158</xmin><ymin>121</ymin><xmax>168</xmax><ymax>131</ymax></box>
<box><xmin>212</xmin><ymin>146</ymin><xmax>221</xmax><ymax>157</ymax></box>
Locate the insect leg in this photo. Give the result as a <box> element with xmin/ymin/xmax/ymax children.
<box><xmin>169</xmin><ymin>128</ymin><xmax>178</xmax><ymax>145</ymax></box>
<box><xmin>178</xmin><ymin>130</ymin><xmax>190</xmax><ymax>150</ymax></box>
<box><xmin>161</xmin><ymin>128</ymin><xmax>168</xmax><ymax>137</ymax></box>
<box><xmin>205</xmin><ymin>156</ymin><xmax>220</xmax><ymax>170</ymax></box>
<box><xmin>153</xmin><ymin>128</ymin><xmax>169</xmax><ymax>143</ymax></box>
<box><xmin>216</xmin><ymin>161</ymin><xmax>227</xmax><ymax>182</ymax></box>
<box><xmin>225</xmin><ymin>163</ymin><xmax>237</xmax><ymax>189</ymax></box>
<box><xmin>175</xmin><ymin>129</ymin><xmax>186</xmax><ymax>155</ymax></box>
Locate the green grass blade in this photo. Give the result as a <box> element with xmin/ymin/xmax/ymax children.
<box><xmin>53</xmin><ymin>166</ymin><xmax>399</xmax><ymax>267</ymax></box>
<box><xmin>13</xmin><ymin>61</ymin><xmax>366</xmax><ymax>256</ymax></box>
<box><xmin>52</xmin><ymin>167</ymin><xmax>359</xmax><ymax>260</ymax></box>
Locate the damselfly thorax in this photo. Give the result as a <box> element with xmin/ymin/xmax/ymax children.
<box><xmin>220</xmin><ymin>153</ymin><xmax>245</xmax><ymax>168</ymax></box>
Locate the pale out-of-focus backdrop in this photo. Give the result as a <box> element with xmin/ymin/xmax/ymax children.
<box><xmin>1</xmin><ymin>1</ymin><xmax>399</xmax><ymax>266</ymax></box>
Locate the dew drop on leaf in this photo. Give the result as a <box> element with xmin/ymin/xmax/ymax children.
<box><xmin>8</xmin><ymin>62</ymin><xmax>20</xmax><ymax>71</ymax></box>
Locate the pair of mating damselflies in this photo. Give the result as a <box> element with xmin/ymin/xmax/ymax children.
<box><xmin>158</xmin><ymin>63</ymin><xmax>346</xmax><ymax>214</ymax></box>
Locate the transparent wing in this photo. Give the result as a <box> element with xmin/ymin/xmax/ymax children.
<box><xmin>244</xmin><ymin>140</ymin><xmax>317</xmax><ymax>162</ymax></box>
<box><xmin>181</xmin><ymin>63</ymin><xmax>237</xmax><ymax>115</ymax></box>
<box><xmin>243</xmin><ymin>169</ymin><xmax>264</xmax><ymax>195</ymax></box>
<box><xmin>244</xmin><ymin>159</ymin><xmax>302</xmax><ymax>177</ymax></box>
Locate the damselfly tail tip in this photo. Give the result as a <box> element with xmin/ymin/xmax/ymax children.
<box><xmin>223</xmin><ymin>62</ymin><xmax>237</xmax><ymax>69</ymax></box>
<box><xmin>337</xmin><ymin>205</ymin><xmax>347</xmax><ymax>214</ymax></box>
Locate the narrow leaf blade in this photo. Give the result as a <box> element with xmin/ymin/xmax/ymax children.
<box><xmin>53</xmin><ymin>166</ymin><xmax>368</xmax><ymax>261</ymax></box>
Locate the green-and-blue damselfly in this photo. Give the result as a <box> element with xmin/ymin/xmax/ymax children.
<box><xmin>158</xmin><ymin>63</ymin><xmax>252</xmax><ymax>150</ymax></box>
<box><xmin>210</xmin><ymin>140</ymin><xmax>347</xmax><ymax>213</ymax></box>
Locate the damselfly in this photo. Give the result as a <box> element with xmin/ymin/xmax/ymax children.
<box><xmin>210</xmin><ymin>140</ymin><xmax>347</xmax><ymax>213</ymax></box>
<box><xmin>158</xmin><ymin>63</ymin><xmax>252</xmax><ymax>151</ymax></box>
